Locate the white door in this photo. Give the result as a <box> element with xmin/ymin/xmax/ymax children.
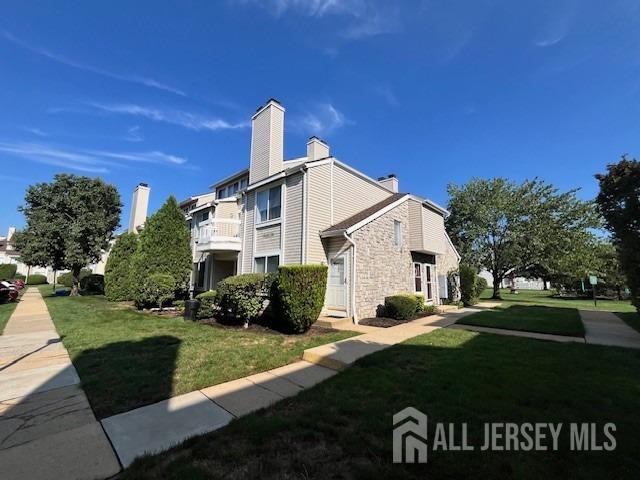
<box><xmin>327</xmin><ymin>255</ymin><xmax>347</xmax><ymax>309</ymax></box>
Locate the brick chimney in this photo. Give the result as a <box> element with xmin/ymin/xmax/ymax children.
<box><xmin>249</xmin><ymin>99</ymin><xmax>285</xmax><ymax>184</ymax></box>
<box><xmin>128</xmin><ymin>183</ymin><xmax>150</xmax><ymax>233</ymax></box>
<box><xmin>306</xmin><ymin>136</ymin><xmax>330</xmax><ymax>162</ymax></box>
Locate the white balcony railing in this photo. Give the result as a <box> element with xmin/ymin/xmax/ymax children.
<box><xmin>193</xmin><ymin>218</ymin><xmax>242</xmax><ymax>252</ymax></box>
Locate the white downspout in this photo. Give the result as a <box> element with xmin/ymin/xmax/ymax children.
<box><xmin>343</xmin><ymin>231</ymin><xmax>358</xmax><ymax>324</ymax></box>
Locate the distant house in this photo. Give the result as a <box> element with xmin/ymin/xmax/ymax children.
<box><xmin>181</xmin><ymin>99</ymin><xmax>460</xmax><ymax>321</ymax></box>
<box><xmin>478</xmin><ymin>270</ymin><xmax>545</xmax><ymax>291</ymax></box>
<box><xmin>0</xmin><ymin>227</ymin><xmax>53</xmax><ymax>280</ymax></box>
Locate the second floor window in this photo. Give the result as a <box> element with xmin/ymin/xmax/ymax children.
<box><xmin>257</xmin><ymin>185</ymin><xmax>282</xmax><ymax>223</ymax></box>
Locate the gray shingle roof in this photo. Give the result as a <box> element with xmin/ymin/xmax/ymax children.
<box><xmin>321</xmin><ymin>192</ymin><xmax>408</xmax><ymax>235</ymax></box>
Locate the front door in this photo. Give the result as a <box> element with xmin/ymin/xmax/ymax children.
<box><xmin>327</xmin><ymin>255</ymin><xmax>347</xmax><ymax>309</ymax></box>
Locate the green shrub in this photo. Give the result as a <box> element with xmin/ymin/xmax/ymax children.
<box><xmin>459</xmin><ymin>265</ymin><xmax>479</xmax><ymax>306</ymax></box>
<box><xmin>80</xmin><ymin>274</ymin><xmax>104</xmax><ymax>295</ymax></box>
<box><xmin>216</xmin><ymin>274</ymin><xmax>270</xmax><ymax>325</ymax></box>
<box><xmin>173</xmin><ymin>300</ymin><xmax>185</xmax><ymax>313</ymax></box>
<box><xmin>475</xmin><ymin>276</ymin><xmax>488</xmax><ymax>298</ymax></box>
<box><xmin>0</xmin><ymin>264</ymin><xmax>17</xmax><ymax>280</ymax></box>
<box><xmin>14</xmin><ymin>273</ymin><xmax>26</xmax><ymax>281</ymax></box>
<box><xmin>131</xmin><ymin>196</ymin><xmax>192</xmax><ymax>304</ymax></box>
<box><xmin>195</xmin><ymin>290</ymin><xmax>217</xmax><ymax>320</ymax></box>
<box><xmin>423</xmin><ymin>304</ymin><xmax>440</xmax><ymax>314</ymax></box>
<box><xmin>271</xmin><ymin>264</ymin><xmax>328</xmax><ymax>333</ymax></box>
<box><xmin>137</xmin><ymin>273</ymin><xmax>176</xmax><ymax>310</ymax></box>
<box><xmin>58</xmin><ymin>269</ymin><xmax>91</xmax><ymax>288</ymax></box>
<box><xmin>105</xmin><ymin>232</ymin><xmax>138</xmax><ymax>301</ymax></box>
<box><xmin>384</xmin><ymin>294</ymin><xmax>421</xmax><ymax>320</ymax></box>
<box><xmin>412</xmin><ymin>294</ymin><xmax>426</xmax><ymax>313</ymax></box>
<box><xmin>26</xmin><ymin>273</ymin><xmax>48</xmax><ymax>285</ymax></box>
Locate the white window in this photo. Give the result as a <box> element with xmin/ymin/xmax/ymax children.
<box><xmin>240</xmin><ymin>179</ymin><xmax>247</xmax><ymax>189</ymax></box>
<box><xmin>425</xmin><ymin>264</ymin><xmax>436</xmax><ymax>301</ymax></box>
<box><xmin>414</xmin><ymin>263</ymin><xmax>422</xmax><ymax>292</ymax></box>
<box><xmin>254</xmin><ymin>255</ymin><xmax>280</xmax><ymax>273</ymax></box>
<box><xmin>257</xmin><ymin>185</ymin><xmax>282</xmax><ymax>223</ymax></box>
<box><xmin>393</xmin><ymin>220</ymin><xmax>402</xmax><ymax>246</ymax></box>
<box><xmin>217</xmin><ymin>187</ymin><xmax>226</xmax><ymax>199</ymax></box>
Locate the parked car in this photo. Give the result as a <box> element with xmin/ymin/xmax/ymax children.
<box><xmin>0</xmin><ymin>281</ymin><xmax>19</xmax><ymax>303</ymax></box>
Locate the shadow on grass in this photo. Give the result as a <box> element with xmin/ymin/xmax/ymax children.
<box><xmin>72</xmin><ymin>336</ymin><xmax>181</xmax><ymax>419</ymax></box>
<box><xmin>118</xmin><ymin>329</ymin><xmax>640</xmax><ymax>480</ymax></box>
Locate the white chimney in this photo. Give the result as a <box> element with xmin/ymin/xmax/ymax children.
<box><xmin>129</xmin><ymin>183</ymin><xmax>150</xmax><ymax>233</ymax></box>
<box><xmin>378</xmin><ymin>174</ymin><xmax>399</xmax><ymax>193</ymax></box>
<box><xmin>7</xmin><ymin>227</ymin><xmax>16</xmax><ymax>241</ymax></box>
<box><xmin>306</xmin><ymin>136</ymin><xmax>330</xmax><ymax>162</ymax></box>
<box><xmin>249</xmin><ymin>99</ymin><xmax>285</xmax><ymax>184</ymax></box>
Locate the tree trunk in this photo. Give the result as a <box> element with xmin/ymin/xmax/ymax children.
<box><xmin>70</xmin><ymin>266</ymin><xmax>81</xmax><ymax>296</ymax></box>
<box><xmin>52</xmin><ymin>270</ymin><xmax>57</xmax><ymax>293</ymax></box>
<box><xmin>492</xmin><ymin>276</ymin><xmax>502</xmax><ymax>300</ymax></box>
<box><xmin>543</xmin><ymin>278</ymin><xmax>548</xmax><ymax>290</ymax></box>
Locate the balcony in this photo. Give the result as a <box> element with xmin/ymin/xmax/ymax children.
<box><xmin>193</xmin><ymin>219</ymin><xmax>242</xmax><ymax>253</ymax></box>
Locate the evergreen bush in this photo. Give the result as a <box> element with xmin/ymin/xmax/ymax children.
<box><xmin>105</xmin><ymin>232</ymin><xmax>139</xmax><ymax>301</ymax></box>
<box><xmin>270</xmin><ymin>264</ymin><xmax>327</xmax><ymax>333</ymax></box>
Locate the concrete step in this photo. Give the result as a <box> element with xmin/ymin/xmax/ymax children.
<box><xmin>316</xmin><ymin>316</ymin><xmax>354</xmax><ymax>329</ymax></box>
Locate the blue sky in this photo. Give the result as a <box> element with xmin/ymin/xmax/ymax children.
<box><xmin>1</xmin><ymin>0</ymin><xmax>639</xmax><ymax>234</ymax></box>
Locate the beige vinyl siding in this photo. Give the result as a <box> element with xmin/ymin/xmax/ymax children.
<box><xmin>242</xmin><ymin>191</ymin><xmax>256</xmax><ymax>273</ymax></box>
<box><xmin>408</xmin><ymin>198</ymin><xmax>424</xmax><ymax>250</ymax></box>
<box><xmin>216</xmin><ymin>199</ymin><xmax>240</xmax><ymax>219</ymax></box>
<box><xmin>331</xmin><ymin>163</ymin><xmax>392</xmax><ymax>224</ymax></box>
<box><xmin>255</xmin><ymin>223</ymin><xmax>281</xmax><ymax>253</ymax></box>
<box><xmin>283</xmin><ymin>172</ymin><xmax>303</xmax><ymax>264</ymax></box>
<box><xmin>306</xmin><ymin>164</ymin><xmax>332</xmax><ymax>264</ymax></box>
<box><xmin>249</xmin><ymin>111</ymin><xmax>270</xmax><ymax>184</ymax></box>
<box><xmin>421</xmin><ymin>205</ymin><xmax>447</xmax><ymax>254</ymax></box>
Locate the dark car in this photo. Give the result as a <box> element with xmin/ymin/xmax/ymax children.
<box><xmin>0</xmin><ymin>281</ymin><xmax>18</xmax><ymax>303</ymax></box>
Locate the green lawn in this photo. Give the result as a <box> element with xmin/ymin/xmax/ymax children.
<box><xmin>39</xmin><ymin>288</ymin><xmax>357</xmax><ymax>418</ymax></box>
<box><xmin>618</xmin><ymin>312</ymin><xmax>640</xmax><ymax>334</ymax></box>
<box><xmin>482</xmin><ymin>288</ymin><xmax>635</xmax><ymax>313</ymax></box>
<box><xmin>120</xmin><ymin>329</ymin><xmax>640</xmax><ymax>479</ymax></box>
<box><xmin>458</xmin><ymin>304</ymin><xmax>585</xmax><ymax>336</ymax></box>
<box><xmin>0</xmin><ymin>300</ymin><xmax>18</xmax><ymax>334</ymax></box>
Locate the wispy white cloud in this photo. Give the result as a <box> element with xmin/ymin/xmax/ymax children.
<box><xmin>86</xmin><ymin>102</ymin><xmax>249</xmax><ymax>132</ymax></box>
<box><xmin>124</xmin><ymin>126</ymin><xmax>144</xmax><ymax>142</ymax></box>
<box><xmin>238</xmin><ymin>0</ymin><xmax>400</xmax><ymax>39</ymax></box>
<box><xmin>2</xmin><ymin>30</ymin><xmax>185</xmax><ymax>96</ymax></box>
<box><xmin>533</xmin><ymin>0</ymin><xmax>577</xmax><ymax>48</ymax></box>
<box><xmin>291</xmin><ymin>103</ymin><xmax>350</xmax><ymax>135</ymax></box>
<box><xmin>21</xmin><ymin>127</ymin><xmax>49</xmax><ymax>137</ymax></box>
<box><xmin>371</xmin><ymin>84</ymin><xmax>399</xmax><ymax>106</ymax></box>
<box><xmin>0</xmin><ymin>141</ymin><xmax>188</xmax><ymax>174</ymax></box>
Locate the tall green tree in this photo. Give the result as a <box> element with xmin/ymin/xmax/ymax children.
<box><xmin>596</xmin><ymin>156</ymin><xmax>640</xmax><ymax>310</ymax></box>
<box><xmin>447</xmin><ymin>178</ymin><xmax>599</xmax><ymax>299</ymax></box>
<box><xmin>593</xmin><ymin>241</ymin><xmax>627</xmax><ymax>299</ymax></box>
<box><xmin>104</xmin><ymin>232</ymin><xmax>139</xmax><ymax>301</ymax></box>
<box><xmin>131</xmin><ymin>196</ymin><xmax>191</xmax><ymax>307</ymax></box>
<box><xmin>16</xmin><ymin>174</ymin><xmax>121</xmax><ymax>295</ymax></box>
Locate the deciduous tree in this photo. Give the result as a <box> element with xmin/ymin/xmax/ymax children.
<box><xmin>16</xmin><ymin>174</ymin><xmax>121</xmax><ymax>295</ymax></box>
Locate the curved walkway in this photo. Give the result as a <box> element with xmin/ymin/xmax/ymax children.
<box><xmin>0</xmin><ymin>288</ymin><xmax>120</xmax><ymax>480</ymax></box>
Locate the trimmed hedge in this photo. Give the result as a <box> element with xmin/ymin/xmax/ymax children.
<box><xmin>384</xmin><ymin>294</ymin><xmax>421</xmax><ymax>320</ymax></box>
<box><xmin>216</xmin><ymin>273</ymin><xmax>272</xmax><ymax>325</ymax></box>
<box><xmin>80</xmin><ymin>274</ymin><xmax>104</xmax><ymax>295</ymax></box>
<box><xmin>14</xmin><ymin>273</ymin><xmax>26</xmax><ymax>281</ymax></box>
<box><xmin>271</xmin><ymin>264</ymin><xmax>328</xmax><ymax>333</ymax></box>
<box><xmin>0</xmin><ymin>264</ymin><xmax>17</xmax><ymax>280</ymax></box>
<box><xmin>27</xmin><ymin>274</ymin><xmax>48</xmax><ymax>285</ymax></box>
<box><xmin>195</xmin><ymin>290</ymin><xmax>217</xmax><ymax>320</ymax></box>
<box><xmin>137</xmin><ymin>273</ymin><xmax>175</xmax><ymax>310</ymax></box>
<box><xmin>459</xmin><ymin>264</ymin><xmax>479</xmax><ymax>306</ymax></box>
<box><xmin>58</xmin><ymin>269</ymin><xmax>92</xmax><ymax>288</ymax></box>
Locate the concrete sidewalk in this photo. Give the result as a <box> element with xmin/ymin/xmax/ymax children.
<box><xmin>100</xmin><ymin>306</ymin><xmax>480</xmax><ymax>469</ymax></box>
<box><xmin>0</xmin><ymin>288</ymin><xmax>120</xmax><ymax>480</ymax></box>
<box><xmin>449</xmin><ymin>323</ymin><xmax>585</xmax><ymax>344</ymax></box>
<box><xmin>580</xmin><ymin>310</ymin><xmax>640</xmax><ymax>349</ymax></box>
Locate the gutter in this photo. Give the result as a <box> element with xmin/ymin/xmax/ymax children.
<box><xmin>343</xmin><ymin>231</ymin><xmax>358</xmax><ymax>324</ymax></box>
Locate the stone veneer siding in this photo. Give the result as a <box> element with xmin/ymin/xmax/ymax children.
<box><xmin>351</xmin><ymin>201</ymin><xmax>413</xmax><ymax>319</ymax></box>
